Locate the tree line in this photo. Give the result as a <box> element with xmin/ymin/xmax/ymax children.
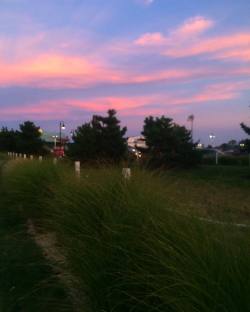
<box><xmin>0</xmin><ymin>121</ymin><xmax>44</xmax><ymax>155</ymax></box>
<box><xmin>1</xmin><ymin>109</ymin><xmax>250</xmax><ymax>167</ymax></box>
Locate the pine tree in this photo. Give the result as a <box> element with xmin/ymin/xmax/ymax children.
<box><xmin>69</xmin><ymin>110</ymin><xmax>127</xmax><ymax>162</ymax></box>
<box><xmin>142</xmin><ymin>116</ymin><xmax>200</xmax><ymax>167</ymax></box>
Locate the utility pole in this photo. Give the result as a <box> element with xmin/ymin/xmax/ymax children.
<box><xmin>187</xmin><ymin>114</ymin><xmax>194</xmax><ymax>142</ymax></box>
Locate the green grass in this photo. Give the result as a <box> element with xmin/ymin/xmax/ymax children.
<box><xmin>0</xmin><ymin>157</ymin><xmax>73</xmax><ymax>311</ymax></box>
<box><xmin>1</xmin><ymin>158</ymin><xmax>250</xmax><ymax>311</ymax></box>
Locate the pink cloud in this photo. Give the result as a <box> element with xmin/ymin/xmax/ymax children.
<box><xmin>0</xmin><ymin>53</ymin><xmax>129</xmax><ymax>88</ymax></box>
<box><xmin>134</xmin><ymin>16</ymin><xmax>250</xmax><ymax>63</ymax></box>
<box><xmin>0</xmin><ymin>50</ymin><xmax>249</xmax><ymax>89</ymax></box>
<box><xmin>135</xmin><ymin>32</ymin><xmax>166</xmax><ymax>46</ymax></box>
<box><xmin>211</xmin><ymin>48</ymin><xmax>250</xmax><ymax>62</ymax></box>
<box><xmin>173</xmin><ymin>16</ymin><xmax>214</xmax><ymax>38</ymax></box>
<box><xmin>1</xmin><ymin>80</ymin><xmax>248</xmax><ymax>120</ymax></box>
<box><xmin>164</xmin><ymin>33</ymin><xmax>250</xmax><ymax>58</ymax></box>
<box><xmin>135</xmin><ymin>16</ymin><xmax>214</xmax><ymax>47</ymax></box>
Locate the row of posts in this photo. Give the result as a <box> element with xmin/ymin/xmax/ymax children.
<box><xmin>7</xmin><ymin>152</ymin><xmax>132</xmax><ymax>179</ymax></box>
<box><xmin>8</xmin><ymin>152</ymin><xmax>43</xmax><ymax>161</ymax></box>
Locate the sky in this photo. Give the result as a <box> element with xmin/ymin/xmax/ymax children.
<box><xmin>0</xmin><ymin>0</ymin><xmax>249</xmax><ymax>145</ymax></box>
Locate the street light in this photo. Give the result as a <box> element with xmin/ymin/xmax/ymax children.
<box><xmin>209</xmin><ymin>133</ymin><xmax>216</xmax><ymax>147</ymax></box>
<box><xmin>52</xmin><ymin>135</ymin><xmax>58</xmax><ymax>148</ymax></box>
<box><xmin>59</xmin><ymin>121</ymin><xmax>65</xmax><ymax>147</ymax></box>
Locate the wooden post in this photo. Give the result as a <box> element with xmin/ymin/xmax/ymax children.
<box><xmin>75</xmin><ymin>161</ymin><xmax>80</xmax><ymax>178</ymax></box>
<box><xmin>122</xmin><ymin>168</ymin><xmax>131</xmax><ymax>180</ymax></box>
<box><xmin>215</xmin><ymin>151</ymin><xmax>218</xmax><ymax>165</ymax></box>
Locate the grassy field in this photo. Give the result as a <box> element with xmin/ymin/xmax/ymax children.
<box><xmin>0</xmin><ymin>156</ymin><xmax>73</xmax><ymax>311</ymax></box>
<box><xmin>1</xmin><ymin>156</ymin><xmax>250</xmax><ymax>311</ymax></box>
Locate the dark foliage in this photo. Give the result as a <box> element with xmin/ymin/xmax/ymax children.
<box><xmin>16</xmin><ymin>121</ymin><xmax>44</xmax><ymax>154</ymax></box>
<box><xmin>0</xmin><ymin>121</ymin><xmax>45</xmax><ymax>155</ymax></box>
<box><xmin>241</xmin><ymin>122</ymin><xmax>250</xmax><ymax>136</ymax></box>
<box><xmin>0</xmin><ymin>127</ymin><xmax>17</xmax><ymax>152</ymax></box>
<box><xmin>142</xmin><ymin>116</ymin><xmax>201</xmax><ymax>167</ymax></box>
<box><xmin>69</xmin><ymin>109</ymin><xmax>127</xmax><ymax>162</ymax></box>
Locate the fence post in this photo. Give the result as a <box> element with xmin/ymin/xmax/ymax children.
<box><xmin>75</xmin><ymin>161</ymin><xmax>80</xmax><ymax>178</ymax></box>
<box><xmin>122</xmin><ymin>168</ymin><xmax>131</xmax><ymax>180</ymax></box>
<box><xmin>24</xmin><ymin>154</ymin><xmax>27</xmax><ymax>159</ymax></box>
<box><xmin>215</xmin><ymin>151</ymin><xmax>218</xmax><ymax>165</ymax></box>
<box><xmin>53</xmin><ymin>158</ymin><xmax>57</xmax><ymax>165</ymax></box>
<box><xmin>30</xmin><ymin>155</ymin><xmax>33</xmax><ymax>160</ymax></box>
<box><xmin>39</xmin><ymin>156</ymin><xmax>43</xmax><ymax>161</ymax></box>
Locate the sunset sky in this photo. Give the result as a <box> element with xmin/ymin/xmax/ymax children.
<box><xmin>0</xmin><ymin>0</ymin><xmax>249</xmax><ymax>144</ymax></box>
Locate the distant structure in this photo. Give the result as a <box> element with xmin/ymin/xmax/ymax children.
<box><xmin>41</xmin><ymin>132</ymin><xmax>69</xmax><ymax>157</ymax></box>
<box><xmin>127</xmin><ymin>136</ymin><xmax>148</xmax><ymax>159</ymax></box>
<box><xmin>127</xmin><ymin>136</ymin><xmax>147</xmax><ymax>150</ymax></box>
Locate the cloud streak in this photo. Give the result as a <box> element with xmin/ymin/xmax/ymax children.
<box><xmin>1</xmin><ymin>80</ymin><xmax>248</xmax><ymax>120</ymax></box>
<box><xmin>135</xmin><ymin>16</ymin><xmax>250</xmax><ymax>63</ymax></box>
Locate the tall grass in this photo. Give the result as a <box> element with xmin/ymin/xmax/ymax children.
<box><xmin>3</xmin><ymin>159</ymin><xmax>250</xmax><ymax>311</ymax></box>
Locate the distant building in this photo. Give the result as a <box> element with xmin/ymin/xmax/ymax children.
<box><xmin>127</xmin><ymin>136</ymin><xmax>148</xmax><ymax>150</ymax></box>
<box><xmin>41</xmin><ymin>132</ymin><xmax>69</xmax><ymax>156</ymax></box>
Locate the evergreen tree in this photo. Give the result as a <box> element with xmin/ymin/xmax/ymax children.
<box><xmin>0</xmin><ymin>127</ymin><xmax>17</xmax><ymax>152</ymax></box>
<box><xmin>69</xmin><ymin>110</ymin><xmax>127</xmax><ymax>161</ymax></box>
<box><xmin>142</xmin><ymin>116</ymin><xmax>200</xmax><ymax>167</ymax></box>
<box><xmin>16</xmin><ymin>121</ymin><xmax>44</xmax><ymax>154</ymax></box>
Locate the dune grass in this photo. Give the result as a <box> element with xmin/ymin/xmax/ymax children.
<box><xmin>2</xmin><ymin>158</ymin><xmax>250</xmax><ymax>311</ymax></box>
<box><xmin>0</xmin><ymin>158</ymin><xmax>73</xmax><ymax>312</ymax></box>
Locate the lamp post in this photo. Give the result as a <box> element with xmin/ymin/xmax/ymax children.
<box><xmin>59</xmin><ymin>121</ymin><xmax>65</xmax><ymax>147</ymax></box>
<box><xmin>209</xmin><ymin>133</ymin><xmax>216</xmax><ymax>148</ymax></box>
<box><xmin>209</xmin><ymin>133</ymin><xmax>217</xmax><ymax>165</ymax></box>
<box><xmin>52</xmin><ymin>135</ymin><xmax>58</xmax><ymax>148</ymax></box>
<box><xmin>187</xmin><ymin>114</ymin><xmax>194</xmax><ymax>142</ymax></box>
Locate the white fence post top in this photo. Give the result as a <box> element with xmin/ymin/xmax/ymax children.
<box><xmin>75</xmin><ymin>161</ymin><xmax>81</xmax><ymax>177</ymax></box>
<box><xmin>122</xmin><ymin>168</ymin><xmax>131</xmax><ymax>180</ymax></box>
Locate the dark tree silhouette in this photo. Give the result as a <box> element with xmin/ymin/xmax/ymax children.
<box><xmin>0</xmin><ymin>127</ymin><xmax>17</xmax><ymax>152</ymax></box>
<box><xmin>69</xmin><ymin>109</ymin><xmax>127</xmax><ymax>162</ymax></box>
<box><xmin>142</xmin><ymin>116</ymin><xmax>200</xmax><ymax>167</ymax></box>
<box><xmin>241</xmin><ymin>122</ymin><xmax>250</xmax><ymax>136</ymax></box>
<box><xmin>16</xmin><ymin>121</ymin><xmax>44</xmax><ymax>154</ymax></box>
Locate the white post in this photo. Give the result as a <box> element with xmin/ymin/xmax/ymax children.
<box><xmin>39</xmin><ymin>156</ymin><xmax>43</xmax><ymax>161</ymax></box>
<box><xmin>30</xmin><ymin>155</ymin><xmax>33</xmax><ymax>160</ymax></box>
<box><xmin>53</xmin><ymin>158</ymin><xmax>57</xmax><ymax>165</ymax></box>
<box><xmin>215</xmin><ymin>151</ymin><xmax>218</xmax><ymax>165</ymax></box>
<box><xmin>75</xmin><ymin>161</ymin><xmax>80</xmax><ymax>178</ymax></box>
<box><xmin>122</xmin><ymin>168</ymin><xmax>131</xmax><ymax>180</ymax></box>
<box><xmin>15</xmin><ymin>153</ymin><xmax>18</xmax><ymax>158</ymax></box>
<box><xmin>19</xmin><ymin>153</ymin><xmax>22</xmax><ymax>158</ymax></box>
<box><xmin>23</xmin><ymin>154</ymin><xmax>27</xmax><ymax>159</ymax></box>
